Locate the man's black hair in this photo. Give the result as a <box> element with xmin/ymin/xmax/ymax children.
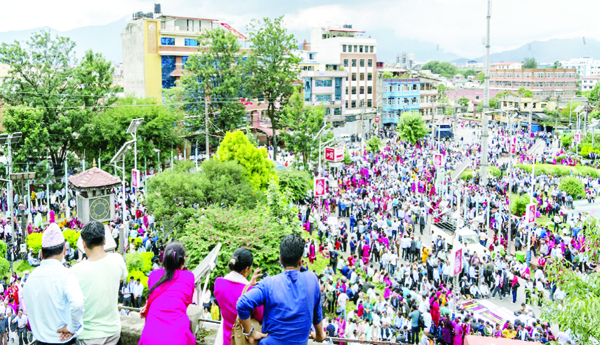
<box><xmin>81</xmin><ymin>221</ymin><xmax>106</xmax><ymax>249</ymax></box>
<box><xmin>42</xmin><ymin>242</ymin><xmax>65</xmax><ymax>259</ymax></box>
<box><xmin>279</xmin><ymin>233</ymin><xmax>305</xmax><ymax>268</ymax></box>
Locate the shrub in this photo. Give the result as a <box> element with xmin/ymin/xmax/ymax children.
<box><xmin>559</xmin><ymin>177</ymin><xmax>585</xmax><ymax>198</ymax></box>
<box><xmin>126</xmin><ymin>252</ymin><xmax>144</xmax><ymax>272</ymax></box>
<box><xmin>344</xmin><ymin>150</ymin><xmax>352</xmax><ymax>165</ymax></box>
<box><xmin>561</xmin><ymin>135</ymin><xmax>573</xmax><ymax>148</ymax></box>
<box><xmin>511</xmin><ymin>194</ymin><xmax>531</xmax><ymax>216</ymax></box>
<box><xmin>461</xmin><ymin>169</ymin><xmax>474</xmax><ymax>181</ymax></box>
<box><xmin>26</xmin><ymin>233</ymin><xmax>43</xmax><ymax>253</ymax></box>
<box><xmin>129</xmin><ymin>270</ymin><xmax>149</xmax><ymax>293</ymax></box>
<box><xmin>134</xmin><ymin>237</ymin><xmax>143</xmax><ymax>247</ymax></box>
<box><xmin>0</xmin><ymin>258</ymin><xmax>9</xmax><ymax>277</ymax></box>
<box><xmin>366</xmin><ymin>136</ymin><xmax>382</xmax><ymax>153</ymax></box>
<box><xmin>62</xmin><ymin>230</ymin><xmax>80</xmax><ymax>249</ymax></box>
<box><xmin>488</xmin><ymin>166</ymin><xmax>501</xmax><ymax>178</ymax></box>
<box><xmin>277</xmin><ymin>169</ymin><xmax>312</xmax><ymax>202</ymax></box>
<box><xmin>0</xmin><ymin>241</ymin><xmax>7</xmax><ymax>259</ymax></box>
<box><xmin>141</xmin><ymin>252</ymin><xmax>154</xmax><ymax>274</ymax></box>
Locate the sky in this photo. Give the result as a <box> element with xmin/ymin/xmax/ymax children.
<box><xmin>2</xmin><ymin>0</ymin><xmax>599</xmax><ymax>58</ymax></box>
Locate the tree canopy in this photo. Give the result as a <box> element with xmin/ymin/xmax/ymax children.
<box><xmin>522</xmin><ymin>57</ymin><xmax>538</xmax><ymax>69</ymax></box>
<box><xmin>397</xmin><ymin>111</ymin><xmax>428</xmax><ymax>144</ymax></box>
<box><xmin>421</xmin><ymin>61</ymin><xmax>457</xmax><ymax>78</ymax></box>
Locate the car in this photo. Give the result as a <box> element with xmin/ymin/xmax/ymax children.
<box><xmin>432</xmin><ymin>221</ymin><xmax>488</xmax><ymax>257</ymax></box>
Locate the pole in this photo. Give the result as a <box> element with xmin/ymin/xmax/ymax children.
<box><xmin>319</xmin><ymin>136</ymin><xmax>322</xmax><ymax>176</ymax></box>
<box><xmin>83</xmin><ymin>149</ymin><xmax>86</xmax><ymax>171</ymax></box>
<box><xmin>46</xmin><ymin>160</ymin><xmax>50</xmax><ymax>218</ymax></box>
<box><xmin>195</xmin><ymin>139</ymin><xmax>199</xmax><ymax>169</ymax></box>
<box><xmin>99</xmin><ymin>148</ymin><xmax>102</xmax><ymax>170</ymax></box>
<box><xmin>122</xmin><ymin>158</ymin><xmax>126</xmax><ymax>223</ymax></box>
<box><xmin>7</xmin><ymin>138</ymin><xmax>14</xmax><ymax>247</ymax></box>
<box><xmin>506</xmin><ymin>115</ymin><xmax>514</xmax><ymax>256</ymax></box>
<box><xmin>361</xmin><ymin>102</ymin><xmax>365</xmax><ymax>152</ymax></box>
<box><xmin>205</xmin><ymin>96</ymin><xmax>210</xmax><ymax>161</ymax></box>
<box><xmin>65</xmin><ymin>159</ymin><xmax>70</xmax><ymax>220</ymax></box>
<box><xmin>480</xmin><ymin>0</ymin><xmax>492</xmax><ymax>185</ymax></box>
<box><xmin>157</xmin><ymin>151</ymin><xmax>161</xmax><ymax>172</ymax></box>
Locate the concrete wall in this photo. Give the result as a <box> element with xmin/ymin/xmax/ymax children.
<box><xmin>122</xmin><ymin>21</ymin><xmax>147</xmax><ymax>98</ymax></box>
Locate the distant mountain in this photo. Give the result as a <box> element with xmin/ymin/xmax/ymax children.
<box><xmin>453</xmin><ymin>38</ymin><xmax>600</xmax><ymax>65</ymax></box>
<box><xmin>0</xmin><ymin>17</ymin><xmax>128</xmax><ymax>63</ymax></box>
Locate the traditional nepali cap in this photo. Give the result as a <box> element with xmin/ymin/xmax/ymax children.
<box><xmin>42</xmin><ymin>223</ymin><xmax>65</xmax><ymax>248</ymax></box>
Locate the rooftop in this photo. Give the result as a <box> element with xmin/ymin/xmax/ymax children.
<box><xmin>583</xmin><ymin>74</ymin><xmax>600</xmax><ymax>79</ymax></box>
<box><xmin>491</xmin><ymin>62</ymin><xmax>521</xmax><ymax>65</ymax></box>
<box><xmin>159</xmin><ymin>15</ymin><xmax>217</xmax><ymax>21</ymax></box>
<box><xmin>69</xmin><ymin>167</ymin><xmax>122</xmax><ymax>189</ymax></box>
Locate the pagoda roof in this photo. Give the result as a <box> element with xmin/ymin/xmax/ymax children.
<box><xmin>69</xmin><ymin>167</ymin><xmax>121</xmax><ymax>189</ymax></box>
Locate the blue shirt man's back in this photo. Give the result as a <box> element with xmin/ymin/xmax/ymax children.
<box><xmin>237</xmin><ymin>270</ymin><xmax>323</xmax><ymax>345</ymax></box>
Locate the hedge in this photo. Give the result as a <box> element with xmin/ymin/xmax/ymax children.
<box><xmin>63</xmin><ymin>230</ymin><xmax>80</xmax><ymax>249</ymax></box>
<box><xmin>0</xmin><ymin>258</ymin><xmax>10</xmax><ymax>277</ymax></box>
<box><xmin>26</xmin><ymin>233</ymin><xmax>43</xmax><ymax>253</ymax></box>
<box><xmin>129</xmin><ymin>270</ymin><xmax>149</xmax><ymax>294</ymax></box>
<box><xmin>141</xmin><ymin>252</ymin><xmax>154</xmax><ymax>274</ymax></box>
<box><xmin>559</xmin><ymin>177</ymin><xmax>585</xmax><ymax>198</ymax></box>
<box><xmin>126</xmin><ymin>252</ymin><xmax>144</xmax><ymax>272</ymax></box>
<box><xmin>514</xmin><ymin>164</ymin><xmax>600</xmax><ymax>178</ymax></box>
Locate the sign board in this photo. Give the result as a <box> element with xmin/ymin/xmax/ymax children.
<box><xmin>375</xmin><ymin>116</ymin><xmax>380</xmax><ymax>123</ymax></box>
<box><xmin>434</xmin><ymin>153</ymin><xmax>443</xmax><ymax>167</ymax></box>
<box><xmin>453</xmin><ymin>248</ymin><xmax>463</xmax><ymax>276</ymax></box>
<box><xmin>325</xmin><ymin>147</ymin><xmax>344</xmax><ymax>162</ymax></box>
<box><xmin>526</xmin><ymin>203</ymin><xmax>536</xmax><ymax>224</ymax></box>
<box><xmin>131</xmin><ymin>169</ymin><xmax>140</xmax><ymax>188</ymax></box>
<box><xmin>573</xmin><ymin>133</ymin><xmax>581</xmax><ymax>143</ymax></box>
<box><xmin>314</xmin><ymin>178</ymin><xmax>326</xmax><ymax>196</ymax></box>
<box><xmin>510</xmin><ymin>144</ymin><xmax>516</xmax><ymax>154</ymax></box>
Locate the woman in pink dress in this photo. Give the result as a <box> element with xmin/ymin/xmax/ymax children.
<box><xmin>214</xmin><ymin>248</ymin><xmax>264</xmax><ymax>345</ymax></box>
<box><xmin>139</xmin><ymin>242</ymin><xmax>195</xmax><ymax>345</ymax></box>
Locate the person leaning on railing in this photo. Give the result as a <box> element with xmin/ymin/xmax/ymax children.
<box><xmin>236</xmin><ymin>234</ymin><xmax>326</xmax><ymax>345</ymax></box>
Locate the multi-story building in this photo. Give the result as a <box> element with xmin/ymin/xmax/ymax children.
<box><xmin>561</xmin><ymin>57</ymin><xmax>600</xmax><ymax>78</ymax></box>
<box><xmin>490</xmin><ymin>62</ymin><xmax>523</xmax><ymax>70</ymax></box>
<box><xmin>309</xmin><ymin>25</ymin><xmax>378</xmax><ymax>133</ymax></box>
<box><xmin>489</xmin><ymin>67</ymin><xmax>578</xmax><ymax>99</ymax></box>
<box><xmin>122</xmin><ymin>6</ymin><xmax>246</xmax><ymax>99</ymax></box>
<box><xmin>298</xmin><ymin>50</ymin><xmax>347</xmax><ymax>127</ymax></box>
<box><xmin>581</xmin><ymin>75</ymin><xmax>600</xmax><ymax>91</ymax></box>
<box><xmin>396</xmin><ymin>53</ymin><xmax>415</xmax><ymax>70</ymax></box>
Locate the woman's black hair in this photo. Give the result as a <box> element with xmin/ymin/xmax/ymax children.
<box><xmin>228</xmin><ymin>248</ymin><xmax>254</xmax><ymax>273</ymax></box>
<box><xmin>149</xmin><ymin>241</ymin><xmax>185</xmax><ymax>295</ymax></box>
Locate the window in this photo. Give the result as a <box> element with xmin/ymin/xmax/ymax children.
<box><xmin>315</xmin><ymin>94</ymin><xmax>331</xmax><ymax>103</ymax></box>
<box><xmin>360</xmin><ymin>86</ymin><xmax>364</xmax><ymax>94</ymax></box>
<box><xmin>352</xmin><ymin>73</ymin><xmax>357</xmax><ymax>81</ymax></box>
<box><xmin>352</xmin><ymin>87</ymin><xmax>356</xmax><ymax>95</ymax></box>
<box><xmin>351</xmin><ymin>100</ymin><xmax>356</xmax><ymax>108</ymax></box>
<box><xmin>367</xmin><ymin>99</ymin><xmax>372</xmax><ymax>107</ymax></box>
<box><xmin>360</xmin><ymin>73</ymin><xmax>364</xmax><ymax>81</ymax></box>
<box><xmin>360</xmin><ymin>59</ymin><xmax>365</xmax><ymax>67</ymax></box>
<box><xmin>161</xmin><ymin>37</ymin><xmax>175</xmax><ymax>45</ymax></box>
<box><xmin>334</xmin><ymin>108</ymin><xmax>342</xmax><ymax>115</ymax></box>
<box><xmin>370</xmin><ymin>46</ymin><xmax>374</xmax><ymax>53</ymax></box>
<box><xmin>343</xmin><ymin>45</ymin><xmax>347</xmax><ymax>52</ymax></box>
<box><xmin>325</xmin><ymin>108</ymin><xmax>331</xmax><ymax>116</ymax></box>
<box><xmin>343</xmin><ymin>59</ymin><xmax>349</xmax><ymax>67</ymax></box>
<box><xmin>368</xmin><ymin>59</ymin><xmax>372</xmax><ymax>67</ymax></box>
<box><xmin>345</xmin><ymin>101</ymin><xmax>348</xmax><ymax>108</ymax></box>
<box><xmin>352</xmin><ymin>59</ymin><xmax>357</xmax><ymax>67</ymax></box>
<box><xmin>360</xmin><ymin>100</ymin><xmax>364</xmax><ymax>108</ymax></box>
<box><xmin>368</xmin><ymin>73</ymin><xmax>372</xmax><ymax>81</ymax></box>
<box><xmin>345</xmin><ymin>87</ymin><xmax>348</xmax><ymax>94</ymax></box>
<box><xmin>187</xmin><ymin>20</ymin><xmax>195</xmax><ymax>31</ymax></box>
<box><xmin>308</xmin><ymin>53</ymin><xmax>315</xmax><ymax>60</ymax></box>
<box><xmin>353</xmin><ymin>45</ymin><xmax>357</xmax><ymax>53</ymax></box>
<box><xmin>360</xmin><ymin>45</ymin><xmax>364</xmax><ymax>53</ymax></box>
<box><xmin>184</xmin><ymin>39</ymin><xmax>198</xmax><ymax>47</ymax></box>
<box><xmin>368</xmin><ymin>86</ymin><xmax>372</xmax><ymax>94</ymax></box>
<box><xmin>315</xmin><ymin>79</ymin><xmax>332</xmax><ymax>87</ymax></box>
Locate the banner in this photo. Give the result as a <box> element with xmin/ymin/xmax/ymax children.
<box><xmin>132</xmin><ymin>169</ymin><xmax>140</xmax><ymax>189</ymax></box>
<box><xmin>453</xmin><ymin>248</ymin><xmax>463</xmax><ymax>276</ymax></box>
<box><xmin>526</xmin><ymin>203</ymin><xmax>536</xmax><ymax>224</ymax></box>
<box><xmin>314</xmin><ymin>178</ymin><xmax>326</xmax><ymax>196</ymax></box>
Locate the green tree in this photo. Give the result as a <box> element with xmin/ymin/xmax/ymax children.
<box><xmin>457</xmin><ymin>97</ymin><xmax>470</xmax><ymax>108</ymax></box>
<box><xmin>366</xmin><ymin>136</ymin><xmax>382</xmax><ymax>153</ymax></box>
<box><xmin>475</xmin><ymin>73</ymin><xmax>485</xmax><ymax>83</ymax></box>
<box><xmin>277</xmin><ymin>169</ymin><xmax>312</xmax><ymax>202</ymax></box>
<box><xmin>558</xmin><ymin>176</ymin><xmax>585</xmax><ymax>198</ymax></box>
<box><xmin>79</xmin><ymin>97</ymin><xmax>183</xmax><ymax>172</ymax></box>
<box><xmin>280</xmin><ymin>90</ymin><xmax>332</xmax><ymax>171</ymax></box>
<box><xmin>517</xmin><ymin>87</ymin><xmax>534</xmax><ymax>98</ymax></box>
<box><xmin>552</xmin><ymin>61</ymin><xmax>563</xmax><ymax>69</ymax></box>
<box><xmin>584</xmin><ymin>82</ymin><xmax>600</xmax><ymax>108</ymax></box>
<box><xmin>397</xmin><ymin>111</ymin><xmax>428</xmax><ymax>144</ymax></box>
<box><xmin>0</xmin><ymin>31</ymin><xmax>115</xmax><ymax>177</ymax></box>
<box><xmin>522</xmin><ymin>57</ymin><xmax>538</xmax><ymax>69</ymax></box>
<box><xmin>170</xmin><ymin>29</ymin><xmax>247</xmax><ymax>148</ymax></box>
<box><xmin>216</xmin><ymin>130</ymin><xmax>277</xmax><ymax>190</ymax></box>
<box><xmin>244</xmin><ymin>17</ymin><xmax>302</xmax><ymax>162</ymax></box>
<box><xmin>421</xmin><ymin>61</ymin><xmax>458</xmax><ymax>78</ymax></box>
<box><xmin>460</xmin><ymin>69</ymin><xmax>477</xmax><ymax>77</ymax></box>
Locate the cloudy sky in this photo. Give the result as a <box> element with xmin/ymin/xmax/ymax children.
<box><xmin>2</xmin><ymin>0</ymin><xmax>598</xmax><ymax>57</ymax></box>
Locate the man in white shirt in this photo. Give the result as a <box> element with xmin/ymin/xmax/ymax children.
<box><xmin>133</xmin><ymin>279</ymin><xmax>144</xmax><ymax>309</ymax></box>
<box><xmin>121</xmin><ymin>277</ymin><xmax>134</xmax><ymax>307</ymax></box>
<box><xmin>12</xmin><ymin>310</ymin><xmax>27</xmax><ymax>345</ymax></box>
<box><xmin>337</xmin><ymin>293</ymin><xmax>348</xmax><ymax>320</ymax></box>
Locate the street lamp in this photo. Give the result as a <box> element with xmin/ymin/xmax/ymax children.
<box><xmin>313</xmin><ymin>125</ymin><xmax>327</xmax><ymax>176</ymax></box>
<box><xmin>127</xmin><ymin>118</ymin><xmax>143</xmax><ymax>226</ymax></box>
<box><xmin>111</xmin><ymin>140</ymin><xmax>134</xmax><ymax>257</ymax></box>
<box><xmin>0</xmin><ymin>132</ymin><xmax>22</xmax><ymax>246</ymax></box>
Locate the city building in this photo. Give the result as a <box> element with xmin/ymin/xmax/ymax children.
<box><xmin>489</xmin><ymin>67</ymin><xmax>578</xmax><ymax>99</ymax></box>
<box><xmin>581</xmin><ymin>75</ymin><xmax>600</xmax><ymax>91</ymax></box>
<box><xmin>490</xmin><ymin>62</ymin><xmax>523</xmax><ymax>70</ymax></box>
<box><xmin>560</xmin><ymin>57</ymin><xmax>600</xmax><ymax>78</ymax></box>
<box><xmin>121</xmin><ymin>5</ymin><xmax>246</xmax><ymax>99</ymax></box>
<box><xmin>466</xmin><ymin>60</ymin><xmax>484</xmax><ymax>68</ymax></box>
<box><xmin>396</xmin><ymin>53</ymin><xmax>415</xmax><ymax>70</ymax></box>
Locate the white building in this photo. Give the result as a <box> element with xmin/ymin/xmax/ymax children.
<box><xmin>561</xmin><ymin>57</ymin><xmax>600</xmax><ymax>78</ymax></box>
<box><xmin>490</xmin><ymin>62</ymin><xmax>524</xmax><ymax>70</ymax></box>
<box><xmin>581</xmin><ymin>75</ymin><xmax>600</xmax><ymax>91</ymax></box>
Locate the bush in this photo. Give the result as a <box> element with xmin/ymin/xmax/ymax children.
<box><xmin>180</xmin><ymin>206</ymin><xmax>293</xmax><ymax>286</ymax></box>
<box><xmin>26</xmin><ymin>233</ymin><xmax>43</xmax><ymax>253</ymax></box>
<box><xmin>366</xmin><ymin>136</ymin><xmax>382</xmax><ymax>153</ymax></box>
<box><xmin>461</xmin><ymin>169</ymin><xmax>474</xmax><ymax>181</ymax></box>
<box><xmin>559</xmin><ymin>177</ymin><xmax>585</xmax><ymax>198</ymax></box>
<box><xmin>344</xmin><ymin>150</ymin><xmax>352</xmax><ymax>165</ymax></box>
<box><xmin>561</xmin><ymin>135</ymin><xmax>573</xmax><ymax>148</ymax></box>
<box><xmin>277</xmin><ymin>169</ymin><xmax>312</xmax><ymax>202</ymax></box>
<box><xmin>63</xmin><ymin>230</ymin><xmax>80</xmax><ymax>249</ymax></box>
<box><xmin>129</xmin><ymin>270</ymin><xmax>149</xmax><ymax>293</ymax></box>
<box><xmin>134</xmin><ymin>237</ymin><xmax>143</xmax><ymax>247</ymax></box>
<box><xmin>488</xmin><ymin>166</ymin><xmax>501</xmax><ymax>178</ymax></box>
<box><xmin>511</xmin><ymin>194</ymin><xmax>531</xmax><ymax>216</ymax></box>
<box><xmin>141</xmin><ymin>252</ymin><xmax>154</xmax><ymax>274</ymax></box>
<box><xmin>0</xmin><ymin>258</ymin><xmax>9</xmax><ymax>277</ymax></box>
<box><xmin>0</xmin><ymin>241</ymin><xmax>7</xmax><ymax>259</ymax></box>
<box><xmin>126</xmin><ymin>252</ymin><xmax>144</xmax><ymax>272</ymax></box>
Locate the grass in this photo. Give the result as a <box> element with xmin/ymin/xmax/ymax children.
<box><xmin>7</xmin><ymin>260</ymin><xmax>36</xmax><ymax>278</ymax></box>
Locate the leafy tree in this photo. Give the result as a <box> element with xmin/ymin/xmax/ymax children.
<box><xmin>280</xmin><ymin>90</ymin><xmax>332</xmax><ymax>171</ymax></box>
<box><xmin>244</xmin><ymin>17</ymin><xmax>302</xmax><ymax>162</ymax></box>
<box><xmin>475</xmin><ymin>73</ymin><xmax>485</xmax><ymax>83</ymax></box>
<box><xmin>522</xmin><ymin>57</ymin><xmax>538</xmax><ymax>69</ymax></box>
<box><xmin>79</xmin><ymin>97</ymin><xmax>183</xmax><ymax>172</ymax></box>
<box><xmin>277</xmin><ymin>169</ymin><xmax>312</xmax><ymax>202</ymax></box>
<box><xmin>558</xmin><ymin>176</ymin><xmax>585</xmax><ymax>198</ymax></box>
<box><xmin>460</xmin><ymin>69</ymin><xmax>477</xmax><ymax>77</ymax></box>
<box><xmin>552</xmin><ymin>61</ymin><xmax>563</xmax><ymax>69</ymax></box>
<box><xmin>170</xmin><ymin>29</ymin><xmax>247</xmax><ymax>148</ymax></box>
<box><xmin>366</xmin><ymin>136</ymin><xmax>382</xmax><ymax>153</ymax></box>
<box><xmin>559</xmin><ymin>102</ymin><xmax>584</xmax><ymax>121</ymax></box>
<box><xmin>0</xmin><ymin>31</ymin><xmax>115</xmax><ymax>177</ymax></box>
<box><xmin>457</xmin><ymin>97</ymin><xmax>470</xmax><ymax>108</ymax></box>
<box><xmin>421</xmin><ymin>61</ymin><xmax>458</xmax><ymax>78</ymax></box>
<box><xmin>397</xmin><ymin>111</ymin><xmax>428</xmax><ymax>144</ymax></box>
<box><xmin>344</xmin><ymin>150</ymin><xmax>352</xmax><ymax>165</ymax></box>
<box><xmin>476</xmin><ymin>97</ymin><xmax>499</xmax><ymax>113</ymax></box>
<box><xmin>216</xmin><ymin>130</ymin><xmax>277</xmax><ymax>190</ymax></box>
<box><xmin>265</xmin><ymin>179</ymin><xmax>301</xmax><ymax>233</ymax></box>
<box><xmin>510</xmin><ymin>194</ymin><xmax>530</xmax><ymax>216</ymax></box>
<box><xmin>584</xmin><ymin>82</ymin><xmax>600</xmax><ymax>108</ymax></box>
<box><xmin>517</xmin><ymin>87</ymin><xmax>534</xmax><ymax>98</ymax></box>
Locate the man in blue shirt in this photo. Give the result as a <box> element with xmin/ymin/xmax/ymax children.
<box><xmin>237</xmin><ymin>234</ymin><xmax>325</xmax><ymax>345</ymax></box>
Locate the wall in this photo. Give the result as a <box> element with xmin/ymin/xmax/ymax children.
<box><xmin>144</xmin><ymin>19</ymin><xmax>162</xmax><ymax>99</ymax></box>
<box><xmin>122</xmin><ymin>21</ymin><xmax>147</xmax><ymax>97</ymax></box>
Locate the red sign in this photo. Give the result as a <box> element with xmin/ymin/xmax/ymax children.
<box><xmin>510</xmin><ymin>144</ymin><xmax>516</xmax><ymax>154</ymax></box>
<box><xmin>375</xmin><ymin>117</ymin><xmax>380</xmax><ymax>123</ymax></box>
<box><xmin>131</xmin><ymin>169</ymin><xmax>140</xmax><ymax>188</ymax></box>
<box><xmin>434</xmin><ymin>153</ymin><xmax>443</xmax><ymax>167</ymax></box>
<box><xmin>526</xmin><ymin>203</ymin><xmax>536</xmax><ymax>224</ymax></box>
<box><xmin>314</xmin><ymin>178</ymin><xmax>326</xmax><ymax>196</ymax></box>
<box><xmin>325</xmin><ymin>147</ymin><xmax>344</xmax><ymax>162</ymax></box>
<box><xmin>453</xmin><ymin>248</ymin><xmax>463</xmax><ymax>276</ymax></box>
<box><xmin>573</xmin><ymin>133</ymin><xmax>581</xmax><ymax>143</ymax></box>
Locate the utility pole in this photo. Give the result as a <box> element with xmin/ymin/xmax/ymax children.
<box><xmin>195</xmin><ymin>139</ymin><xmax>199</xmax><ymax>169</ymax></box>
<box><xmin>65</xmin><ymin>159</ymin><xmax>70</xmax><ymax>220</ymax></box>
<box><xmin>1</xmin><ymin>133</ymin><xmax>23</xmax><ymax>247</ymax></box>
<box><xmin>506</xmin><ymin>114</ymin><xmax>514</xmax><ymax>256</ymax></box>
<box><xmin>480</xmin><ymin>0</ymin><xmax>492</xmax><ymax>185</ymax></box>
<box><xmin>205</xmin><ymin>96</ymin><xmax>210</xmax><ymax>161</ymax></box>
<box><xmin>46</xmin><ymin>160</ymin><xmax>50</xmax><ymax>216</ymax></box>
<box><xmin>361</xmin><ymin>101</ymin><xmax>366</xmax><ymax>152</ymax></box>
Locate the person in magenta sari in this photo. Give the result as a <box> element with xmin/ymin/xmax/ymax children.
<box><xmin>139</xmin><ymin>242</ymin><xmax>195</xmax><ymax>345</ymax></box>
<box><xmin>452</xmin><ymin>317</ymin><xmax>465</xmax><ymax>345</ymax></box>
<box><xmin>308</xmin><ymin>241</ymin><xmax>316</xmax><ymax>264</ymax></box>
<box><xmin>214</xmin><ymin>248</ymin><xmax>264</xmax><ymax>345</ymax></box>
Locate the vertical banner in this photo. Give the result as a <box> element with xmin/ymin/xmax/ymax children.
<box><xmin>314</xmin><ymin>178</ymin><xmax>326</xmax><ymax>196</ymax></box>
<box><xmin>526</xmin><ymin>203</ymin><xmax>536</xmax><ymax>224</ymax></box>
<box><xmin>453</xmin><ymin>248</ymin><xmax>463</xmax><ymax>276</ymax></box>
<box><xmin>131</xmin><ymin>169</ymin><xmax>140</xmax><ymax>189</ymax></box>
